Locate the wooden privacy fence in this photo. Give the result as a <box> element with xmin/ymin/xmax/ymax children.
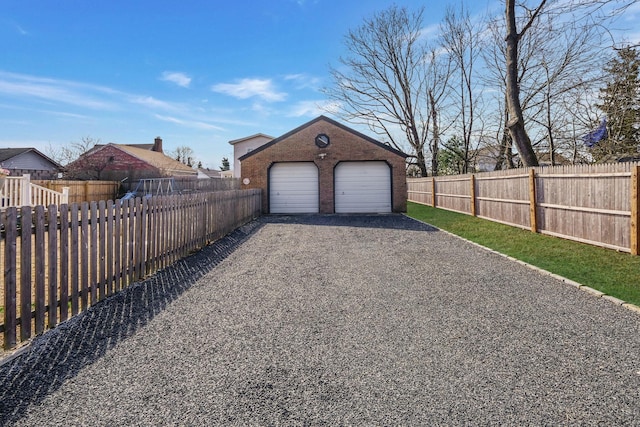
<box><xmin>34</xmin><ymin>180</ymin><xmax>121</xmax><ymax>204</ymax></box>
<box><xmin>407</xmin><ymin>162</ymin><xmax>640</xmax><ymax>255</ymax></box>
<box><xmin>1</xmin><ymin>189</ymin><xmax>262</xmax><ymax>350</ymax></box>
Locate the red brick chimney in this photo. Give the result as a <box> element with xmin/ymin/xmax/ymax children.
<box><xmin>153</xmin><ymin>136</ymin><xmax>163</xmax><ymax>153</ymax></box>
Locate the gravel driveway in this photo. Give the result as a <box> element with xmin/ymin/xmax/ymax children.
<box><xmin>1</xmin><ymin>214</ymin><xmax>639</xmax><ymax>425</ymax></box>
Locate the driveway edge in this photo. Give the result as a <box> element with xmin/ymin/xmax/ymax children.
<box><xmin>404</xmin><ymin>214</ymin><xmax>640</xmax><ymax>316</ymax></box>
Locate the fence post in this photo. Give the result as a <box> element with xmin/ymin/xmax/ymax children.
<box><xmin>470</xmin><ymin>174</ymin><xmax>477</xmax><ymax>216</ymax></box>
<box><xmin>21</xmin><ymin>174</ymin><xmax>31</xmax><ymax>206</ymax></box>
<box><xmin>3</xmin><ymin>208</ymin><xmax>17</xmax><ymax>350</ymax></box>
<box><xmin>431</xmin><ymin>177</ymin><xmax>436</xmax><ymax>207</ymax></box>
<box><xmin>529</xmin><ymin>169</ymin><xmax>538</xmax><ymax>233</ymax></box>
<box><xmin>529</xmin><ymin>168</ymin><xmax>538</xmax><ymax>233</ymax></box>
<box><xmin>62</xmin><ymin>187</ymin><xmax>70</xmax><ymax>204</ymax></box>
<box><xmin>631</xmin><ymin>166</ymin><xmax>640</xmax><ymax>255</ymax></box>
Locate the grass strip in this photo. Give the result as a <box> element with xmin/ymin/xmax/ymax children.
<box><xmin>406</xmin><ymin>202</ymin><xmax>640</xmax><ymax>307</ymax></box>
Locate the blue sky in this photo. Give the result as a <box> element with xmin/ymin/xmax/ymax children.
<box><xmin>0</xmin><ymin>0</ymin><xmax>487</xmax><ymax>169</ymax></box>
<box><xmin>1</xmin><ymin>0</ymin><xmax>636</xmax><ymax>169</ymax></box>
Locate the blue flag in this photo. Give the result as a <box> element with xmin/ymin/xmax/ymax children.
<box><xmin>582</xmin><ymin>118</ymin><xmax>607</xmax><ymax>148</ymax></box>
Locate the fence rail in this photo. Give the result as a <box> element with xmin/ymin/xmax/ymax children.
<box><xmin>408</xmin><ymin>162</ymin><xmax>640</xmax><ymax>255</ymax></box>
<box><xmin>1</xmin><ymin>189</ymin><xmax>262</xmax><ymax>350</ymax></box>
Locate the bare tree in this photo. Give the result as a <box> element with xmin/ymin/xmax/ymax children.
<box><xmin>47</xmin><ymin>136</ymin><xmax>100</xmax><ymax>167</ymax></box>
<box><xmin>426</xmin><ymin>48</ymin><xmax>453</xmax><ymax>176</ymax></box>
<box><xmin>170</xmin><ymin>146</ymin><xmax>196</xmax><ymax>167</ymax></box>
<box><xmin>440</xmin><ymin>5</ymin><xmax>484</xmax><ymax>174</ymax></box>
<box><xmin>325</xmin><ymin>6</ymin><xmax>437</xmax><ymax>176</ymax></box>
<box><xmin>504</xmin><ymin>0</ymin><xmax>544</xmax><ymax>167</ymax></box>
<box><xmin>504</xmin><ymin>0</ymin><xmax>636</xmax><ymax>167</ymax></box>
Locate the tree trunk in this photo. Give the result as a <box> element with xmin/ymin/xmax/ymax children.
<box><xmin>416</xmin><ymin>150</ymin><xmax>428</xmax><ymax>177</ymax></box>
<box><xmin>495</xmin><ymin>131</ymin><xmax>508</xmax><ymax>170</ymax></box>
<box><xmin>429</xmin><ymin>90</ymin><xmax>440</xmax><ymax>176</ymax></box>
<box><xmin>506</xmin><ymin>136</ymin><xmax>515</xmax><ymax>169</ymax></box>
<box><xmin>505</xmin><ymin>0</ymin><xmax>539</xmax><ymax>167</ymax></box>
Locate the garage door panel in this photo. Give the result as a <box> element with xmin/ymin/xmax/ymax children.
<box><xmin>270</xmin><ymin>162</ymin><xmax>319</xmax><ymax>213</ymax></box>
<box><xmin>335</xmin><ymin>161</ymin><xmax>391</xmax><ymax>213</ymax></box>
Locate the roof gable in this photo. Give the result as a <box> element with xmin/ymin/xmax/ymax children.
<box><xmin>239</xmin><ymin>116</ymin><xmax>407</xmax><ymax>161</ymax></box>
<box><xmin>0</xmin><ymin>147</ymin><xmax>62</xmax><ymax>168</ymax></box>
<box><xmin>114</xmin><ymin>145</ymin><xmax>196</xmax><ymax>175</ymax></box>
<box><xmin>229</xmin><ymin>133</ymin><xmax>275</xmax><ymax>145</ymax></box>
<box><xmin>68</xmin><ymin>143</ymin><xmax>196</xmax><ymax>176</ymax></box>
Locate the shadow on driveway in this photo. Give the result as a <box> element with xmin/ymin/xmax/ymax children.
<box><xmin>0</xmin><ymin>220</ymin><xmax>265</xmax><ymax>424</ymax></box>
<box><xmin>0</xmin><ymin>214</ymin><xmax>433</xmax><ymax>424</ymax></box>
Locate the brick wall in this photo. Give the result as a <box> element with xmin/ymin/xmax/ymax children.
<box><xmin>240</xmin><ymin>117</ymin><xmax>407</xmax><ymax>213</ymax></box>
<box><xmin>67</xmin><ymin>145</ymin><xmax>159</xmax><ymax>181</ymax></box>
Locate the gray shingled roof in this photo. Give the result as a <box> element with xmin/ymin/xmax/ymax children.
<box><xmin>0</xmin><ymin>147</ymin><xmax>62</xmax><ymax>167</ymax></box>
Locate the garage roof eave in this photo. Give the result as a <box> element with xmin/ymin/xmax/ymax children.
<box><xmin>228</xmin><ymin>133</ymin><xmax>275</xmax><ymax>146</ymax></box>
<box><xmin>238</xmin><ymin>115</ymin><xmax>408</xmax><ymax>161</ymax></box>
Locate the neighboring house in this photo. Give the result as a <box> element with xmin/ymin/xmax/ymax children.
<box><xmin>228</xmin><ymin>133</ymin><xmax>274</xmax><ymax>178</ymax></box>
<box><xmin>475</xmin><ymin>144</ymin><xmax>577</xmax><ymax>171</ymax></box>
<box><xmin>473</xmin><ymin>145</ymin><xmax>502</xmax><ymax>172</ymax></box>
<box><xmin>239</xmin><ymin>115</ymin><xmax>408</xmax><ymax>214</ymax></box>
<box><xmin>66</xmin><ymin>137</ymin><xmax>197</xmax><ymax>181</ymax></box>
<box><xmin>0</xmin><ymin>148</ymin><xmax>63</xmax><ymax>179</ymax></box>
<box><xmin>197</xmin><ymin>168</ymin><xmax>222</xmax><ymax>179</ymax></box>
<box><xmin>537</xmin><ymin>152</ymin><xmax>572</xmax><ymax>166</ymax></box>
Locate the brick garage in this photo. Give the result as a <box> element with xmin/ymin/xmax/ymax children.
<box><xmin>239</xmin><ymin>116</ymin><xmax>407</xmax><ymax>214</ymax></box>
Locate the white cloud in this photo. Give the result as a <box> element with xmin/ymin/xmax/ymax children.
<box><xmin>283</xmin><ymin>73</ymin><xmax>322</xmax><ymax>90</ymax></box>
<box><xmin>292</xmin><ymin>0</ymin><xmax>319</xmax><ymax>6</ymax></box>
<box><xmin>154</xmin><ymin>114</ymin><xmax>224</xmax><ymax>131</ymax></box>
<box><xmin>287</xmin><ymin>100</ymin><xmax>323</xmax><ymax>117</ymax></box>
<box><xmin>0</xmin><ymin>71</ymin><xmax>116</xmax><ymax>110</ymax></box>
<box><xmin>130</xmin><ymin>95</ymin><xmax>176</xmax><ymax>111</ymax></box>
<box><xmin>211</xmin><ymin>78</ymin><xmax>286</xmax><ymax>102</ymax></box>
<box><xmin>160</xmin><ymin>71</ymin><xmax>191</xmax><ymax>88</ymax></box>
<box><xmin>288</xmin><ymin>100</ymin><xmax>340</xmax><ymax>117</ymax></box>
<box><xmin>418</xmin><ymin>23</ymin><xmax>440</xmax><ymax>41</ymax></box>
<box><xmin>15</xmin><ymin>24</ymin><xmax>29</xmax><ymax>36</ymax></box>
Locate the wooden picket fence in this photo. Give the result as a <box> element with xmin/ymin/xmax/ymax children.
<box><xmin>408</xmin><ymin>162</ymin><xmax>640</xmax><ymax>255</ymax></box>
<box><xmin>1</xmin><ymin>175</ymin><xmax>70</xmax><ymax>208</ymax></box>
<box><xmin>1</xmin><ymin>189</ymin><xmax>262</xmax><ymax>350</ymax></box>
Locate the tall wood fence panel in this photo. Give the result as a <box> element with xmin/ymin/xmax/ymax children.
<box><xmin>476</xmin><ymin>170</ymin><xmax>531</xmax><ymax>229</ymax></box>
<box><xmin>34</xmin><ymin>180</ymin><xmax>120</xmax><ymax>204</ymax></box>
<box><xmin>0</xmin><ymin>189</ymin><xmax>261</xmax><ymax>351</ymax></box>
<box><xmin>408</xmin><ymin>162</ymin><xmax>640</xmax><ymax>254</ymax></box>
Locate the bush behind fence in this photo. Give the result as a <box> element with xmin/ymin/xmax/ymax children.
<box><xmin>1</xmin><ymin>189</ymin><xmax>261</xmax><ymax>351</ymax></box>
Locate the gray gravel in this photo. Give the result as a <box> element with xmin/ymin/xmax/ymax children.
<box><xmin>1</xmin><ymin>214</ymin><xmax>640</xmax><ymax>426</ymax></box>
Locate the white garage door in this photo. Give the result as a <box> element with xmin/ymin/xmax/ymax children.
<box><xmin>269</xmin><ymin>162</ymin><xmax>319</xmax><ymax>213</ymax></box>
<box><xmin>335</xmin><ymin>161</ymin><xmax>392</xmax><ymax>213</ymax></box>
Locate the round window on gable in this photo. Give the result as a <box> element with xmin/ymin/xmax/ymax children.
<box><xmin>315</xmin><ymin>133</ymin><xmax>330</xmax><ymax>148</ymax></box>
